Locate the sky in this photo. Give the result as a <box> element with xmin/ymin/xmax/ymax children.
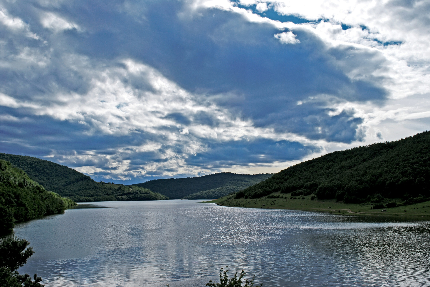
<box><xmin>0</xmin><ymin>0</ymin><xmax>429</xmax><ymax>184</ymax></box>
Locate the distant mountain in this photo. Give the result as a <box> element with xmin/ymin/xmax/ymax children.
<box><xmin>0</xmin><ymin>153</ymin><xmax>167</xmax><ymax>202</ymax></box>
<box><xmin>183</xmin><ymin>174</ymin><xmax>273</xmax><ymax>199</ymax></box>
<box><xmin>227</xmin><ymin>131</ymin><xmax>430</xmax><ymax>206</ymax></box>
<box><xmin>0</xmin><ymin>159</ymin><xmax>75</xmax><ymax>235</ymax></box>
<box><xmin>134</xmin><ymin>172</ymin><xmax>273</xmax><ymax>199</ymax></box>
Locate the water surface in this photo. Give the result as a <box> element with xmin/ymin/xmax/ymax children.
<box><xmin>15</xmin><ymin>200</ymin><xmax>430</xmax><ymax>286</ymax></box>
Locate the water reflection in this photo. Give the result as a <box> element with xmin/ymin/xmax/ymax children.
<box><xmin>14</xmin><ymin>200</ymin><xmax>430</xmax><ymax>287</ymax></box>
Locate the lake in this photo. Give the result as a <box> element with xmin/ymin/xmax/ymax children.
<box><xmin>14</xmin><ymin>200</ymin><xmax>430</xmax><ymax>286</ymax></box>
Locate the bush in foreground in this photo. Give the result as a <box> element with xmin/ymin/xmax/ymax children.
<box><xmin>0</xmin><ymin>236</ymin><xmax>43</xmax><ymax>287</ymax></box>
<box><xmin>206</xmin><ymin>267</ymin><xmax>262</xmax><ymax>287</ymax></box>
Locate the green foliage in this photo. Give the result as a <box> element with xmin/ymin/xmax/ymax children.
<box><xmin>0</xmin><ymin>236</ymin><xmax>34</xmax><ymax>271</ymax></box>
<box><xmin>106</xmin><ymin>183</ymin><xmax>168</xmax><ymax>201</ymax></box>
<box><xmin>0</xmin><ymin>159</ymin><xmax>77</xmax><ymax>234</ymax></box>
<box><xmin>135</xmin><ymin>173</ymin><xmax>272</xmax><ymax>199</ymax></box>
<box><xmin>0</xmin><ymin>153</ymin><xmax>268</xmax><ymax>201</ymax></box>
<box><xmin>231</xmin><ymin>131</ymin><xmax>430</xmax><ymax>206</ymax></box>
<box><xmin>206</xmin><ymin>267</ymin><xmax>262</xmax><ymax>287</ymax></box>
<box><xmin>0</xmin><ymin>205</ymin><xmax>14</xmax><ymax>236</ymax></box>
<box><xmin>0</xmin><ymin>236</ymin><xmax>43</xmax><ymax>286</ymax></box>
<box><xmin>183</xmin><ymin>174</ymin><xmax>272</xmax><ymax>199</ymax></box>
<box><xmin>0</xmin><ymin>154</ymin><xmax>167</xmax><ymax>202</ymax></box>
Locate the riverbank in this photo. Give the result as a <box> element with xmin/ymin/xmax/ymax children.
<box><xmin>210</xmin><ymin>193</ymin><xmax>430</xmax><ymax>221</ymax></box>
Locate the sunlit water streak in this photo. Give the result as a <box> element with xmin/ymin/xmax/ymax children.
<box><xmin>14</xmin><ymin>200</ymin><xmax>430</xmax><ymax>287</ymax></box>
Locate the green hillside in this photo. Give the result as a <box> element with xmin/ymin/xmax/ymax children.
<box><xmin>134</xmin><ymin>172</ymin><xmax>272</xmax><ymax>199</ymax></box>
<box><xmin>0</xmin><ymin>159</ymin><xmax>76</xmax><ymax>235</ymax></box>
<box><xmin>221</xmin><ymin>131</ymin><xmax>430</xmax><ymax>208</ymax></box>
<box><xmin>0</xmin><ymin>153</ymin><xmax>167</xmax><ymax>202</ymax></box>
<box><xmin>183</xmin><ymin>174</ymin><xmax>273</xmax><ymax>199</ymax></box>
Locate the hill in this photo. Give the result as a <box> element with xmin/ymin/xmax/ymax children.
<box><xmin>0</xmin><ymin>159</ymin><xmax>76</xmax><ymax>235</ymax></box>
<box><xmin>220</xmin><ymin>131</ymin><xmax>430</xmax><ymax>208</ymax></box>
<box><xmin>0</xmin><ymin>153</ymin><xmax>167</xmax><ymax>202</ymax></box>
<box><xmin>183</xmin><ymin>174</ymin><xmax>273</xmax><ymax>199</ymax></box>
<box><xmin>134</xmin><ymin>172</ymin><xmax>273</xmax><ymax>199</ymax></box>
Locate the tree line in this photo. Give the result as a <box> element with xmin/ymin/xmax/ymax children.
<box><xmin>0</xmin><ymin>154</ymin><xmax>167</xmax><ymax>202</ymax></box>
<box><xmin>233</xmin><ymin>131</ymin><xmax>430</xmax><ymax>207</ymax></box>
<box><xmin>183</xmin><ymin>174</ymin><xmax>272</xmax><ymax>199</ymax></box>
<box><xmin>0</xmin><ymin>154</ymin><xmax>273</xmax><ymax>201</ymax></box>
<box><xmin>135</xmin><ymin>172</ymin><xmax>273</xmax><ymax>199</ymax></box>
<box><xmin>0</xmin><ymin>159</ymin><xmax>76</xmax><ymax>235</ymax></box>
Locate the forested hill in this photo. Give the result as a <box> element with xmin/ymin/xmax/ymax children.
<box><xmin>0</xmin><ymin>153</ymin><xmax>167</xmax><ymax>202</ymax></box>
<box><xmin>134</xmin><ymin>173</ymin><xmax>273</xmax><ymax>199</ymax></box>
<box><xmin>182</xmin><ymin>173</ymin><xmax>273</xmax><ymax>199</ymax></box>
<box><xmin>0</xmin><ymin>159</ymin><xmax>76</xmax><ymax>235</ymax></box>
<box><xmin>230</xmin><ymin>131</ymin><xmax>430</xmax><ymax>205</ymax></box>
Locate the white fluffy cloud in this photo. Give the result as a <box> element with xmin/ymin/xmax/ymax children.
<box><xmin>40</xmin><ymin>12</ymin><xmax>81</xmax><ymax>32</ymax></box>
<box><xmin>0</xmin><ymin>6</ymin><xmax>39</xmax><ymax>39</ymax></box>
<box><xmin>0</xmin><ymin>0</ymin><xmax>429</xmax><ymax>182</ymax></box>
<box><xmin>274</xmin><ymin>31</ymin><xmax>300</xmax><ymax>44</ymax></box>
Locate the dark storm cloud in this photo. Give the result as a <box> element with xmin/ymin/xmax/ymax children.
<box><xmin>0</xmin><ymin>0</ymin><xmax>397</xmax><ymax>181</ymax></box>
<box><xmin>0</xmin><ymin>107</ymin><xmax>88</xmax><ymax>156</ymax></box>
<box><xmin>187</xmin><ymin>139</ymin><xmax>319</xmax><ymax>168</ymax></box>
<box><xmin>0</xmin><ymin>106</ymin><xmax>157</xmax><ymax>166</ymax></box>
<box><xmin>266</xmin><ymin>104</ymin><xmax>365</xmax><ymax>142</ymax></box>
<box><xmin>2</xmin><ymin>0</ymin><xmax>387</xmax><ymax>143</ymax></box>
<box><xmin>130</xmin><ymin>2</ymin><xmax>387</xmax><ymax>143</ymax></box>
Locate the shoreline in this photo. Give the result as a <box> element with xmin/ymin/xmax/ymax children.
<box><xmin>208</xmin><ymin>194</ymin><xmax>430</xmax><ymax>222</ymax></box>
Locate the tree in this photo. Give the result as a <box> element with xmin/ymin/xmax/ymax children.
<box><xmin>0</xmin><ymin>236</ymin><xmax>43</xmax><ymax>287</ymax></box>
<box><xmin>0</xmin><ymin>205</ymin><xmax>14</xmax><ymax>236</ymax></box>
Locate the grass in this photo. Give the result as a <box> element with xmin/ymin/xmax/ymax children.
<box><xmin>209</xmin><ymin>193</ymin><xmax>430</xmax><ymax>221</ymax></box>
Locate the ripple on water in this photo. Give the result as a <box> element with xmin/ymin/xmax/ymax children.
<box><xmin>14</xmin><ymin>200</ymin><xmax>430</xmax><ymax>287</ymax></box>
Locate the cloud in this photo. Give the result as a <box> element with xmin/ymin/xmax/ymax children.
<box><xmin>274</xmin><ymin>31</ymin><xmax>300</xmax><ymax>44</ymax></box>
<box><xmin>256</xmin><ymin>3</ymin><xmax>268</xmax><ymax>13</ymax></box>
<box><xmin>40</xmin><ymin>12</ymin><xmax>81</xmax><ymax>32</ymax></box>
<box><xmin>0</xmin><ymin>8</ymin><xmax>27</xmax><ymax>30</ymax></box>
<box><xmin>0</xmin><ymin>93</ymin><xmax>20</xmax><ymax>108</ymax></box>
<box><xmin>0</xmin><ymin>0</ymin><xmax>429</xmax><ymax>182</ymax></box>
<box><xmin>187</xmin><ymin>138</ymin><xmax>319</xmax><ymax>168</ymax></box>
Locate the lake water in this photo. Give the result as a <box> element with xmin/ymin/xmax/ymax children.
<box><xmin>14</xmin><ymin>200</ymin><xmax>430</xmax><ymax>287</ymax></box>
